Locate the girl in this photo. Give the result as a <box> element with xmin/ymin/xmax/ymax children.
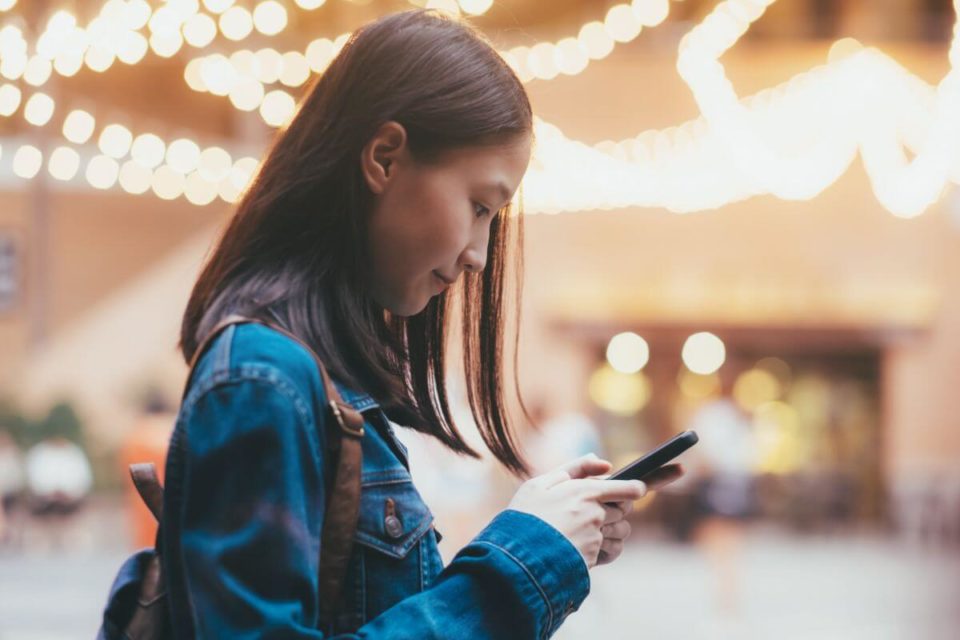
<box><xmin>165</xmin><ymin>9</ymin><xmax>683</xmax><ymax>638</ymax></box>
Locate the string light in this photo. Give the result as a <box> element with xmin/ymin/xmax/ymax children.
<box><xmin>253</xmin><ymin>1</ymin><xmax>288</xmax><ymax>37</ymax></box>
<box><xmin>0</xmin><ymin>83</ymin><xmax>21</xmax><ymax>116</ymax></box>
<box><xmin>86</xmin><ymin>154</ymin><xmax>121</xmax><ymax>190</ymax></box>
<box><xmin>63</xmin><ymin>110</ymin><xmax>96</xmax><ymax>145</ymax></box>
<box><xmin>24</xmin><ymin>92</ymin><xmax>55</xmax><ymax>126</ymax></box>
<box><xmin>48</xmin><ymin>146</ymin><xmax>81</xmax><ymax>181</ymax></box>
<box><xmin>13</xmin><ymin>145</ymin><xmax>43</xmax><ymax>179</ymax></box>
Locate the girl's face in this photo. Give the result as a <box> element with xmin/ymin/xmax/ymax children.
<box><xmin>361</xmin><ymin>122</ymin><xmax>532</xmax><ymax>316</ymax></box>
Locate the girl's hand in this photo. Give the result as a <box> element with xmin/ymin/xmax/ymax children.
<box><xmin>595</xmin><ymin>463</ymin><xmax>686</xmax><ymax>566</ymax></box>
<box><xmin>507</xmin><ymin>454</ymin><xmax>647</xmax><ymax>569</ymax></box>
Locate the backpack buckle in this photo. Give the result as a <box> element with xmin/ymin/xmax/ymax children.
<box><xmin>329</xmin><ymin>400</ymin><xmax>364</xmax><ymax>438</ymax></box>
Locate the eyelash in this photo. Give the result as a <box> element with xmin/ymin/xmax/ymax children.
<box><xmin>473</xmin><ymin>202</ymin><xmax>491</xmax><ymax>218</ymax></box>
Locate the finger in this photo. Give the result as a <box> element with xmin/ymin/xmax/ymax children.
<box><xmin>539</xmin><ymin>453</ymin><xmax>612</xmax><ymax>488</ymax></box>
<box><xmin>598</xmin><ymin>538</ymin><xmax>624</xmax><ymax>565</ymax></box>
<box><xmin>602</xmin><ymin>503</ymin><xmax>625</xmax><ymax>526</ymax></box>
<box><xmin>642</xmin><ymin>463</ymin><xmax>685</xmax><ymax>491</ymax></box>
<box><xmin>579</xmin><ymin>478</ymin><xmax>647</xmax><ymax>502</ymax></box>
<box><xmin>601</xmin><ymin>520</ymin><xmax>631</xmax><ymax>540</ymax></box>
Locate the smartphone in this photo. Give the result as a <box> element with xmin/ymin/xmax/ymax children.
<box><xmin>607</xmin><ymin>430</ymin><xmax>699</xmax><ymax>482</ymax></box>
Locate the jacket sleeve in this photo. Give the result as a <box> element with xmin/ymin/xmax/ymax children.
<box><xmin>166</xmin><ymin>371</ymin><xmax>590</xmax><ymax>640</ymax></box>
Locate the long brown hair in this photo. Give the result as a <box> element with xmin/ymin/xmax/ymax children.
<box><xmin>181</xmin><ymin>9</ymin><xmax>534</xmax><ymax>476</ymax></box>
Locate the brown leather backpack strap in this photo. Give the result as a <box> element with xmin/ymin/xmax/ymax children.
<box><xmin>192</xmin><ymin>314</ymin><xmax>364</xmax><ymax>620</ymax></box>
<box><xmin>130</xmin><ymin>463</ymin><xmax>164</xmax><ymax>523</ymax></box>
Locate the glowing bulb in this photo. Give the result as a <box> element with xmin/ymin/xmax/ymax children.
<box><xmin>23</xmin><ymin>56</ymin><xmax>52</xmax><ymax>86</ymax></box>
<box><xmin>0</xmin><ymin>0</ymin><xmax>17</xmax><ymax>11</ymax></box>
<box><xmin>201</xmin><ymin>54</ymin><xmax>238</xmax><ymax>95</ymax></box>
<box><xmin>606</xmin><ymin>4</ymin><xmax>642</xmax><ymax>43</ymax></box>
<box><xmin>24</xmin><ymin>92</ymin><xmax>55</xmax><ymax>126</ymax></box>
<box><xmin>279</xmin><ymin>52</ymin><xmax>310</xmax><ymax>87</ymax></box>
<box><xmin>203</xmin><ymin>0</ymin><xmax>235</xmax><ymax>14</ymax></box>
<box><xmin>606</xmin><ymin>332</ymin><xmax>650</xmax><ymax>374</ymax></box>
<box><xmin>184</xmin><ymin>171</ymin><xmax>219</xmax><ymax>205</ymax></box>
<box><xmin>184</xmin><ymin>58</ymin><xmax>207</xmax><ymax>91</ymax></box>
<box><xmin>166</xmin><ymin>138</ymin><xmax>201</xmax><ymax>174</ymax></box>
<box><xmin>86</xmin><ymin>154</ymin><xmax>120</xmax><ymax>189</ymax></box>
<box><xmin>150</xmin><ymin>30</ymin><xmax>184</xmax><ymax>58</ymax></box>
<box><xmin>254</xmin><ymin>48</ymin><xmax>282</xmax><ymax>84</ymax></box>
<box><xmin>48</xmin><ymin>146</ymin><xmax>80</xmax><ymax>181</ymax></box>
<box><xmin>1</xmin><ymin>52</ymin><xmax>27</xmax><ymax>80</ymax></box>
<box><xmin>229</xmin><ymin>77</ymin><xmax>264</xmax><ymax>111</ymax></box>
<box><xmin>54</xmin><ymin>50</ymin><xmax>84</xmax><ymax>76</ymax></box>
<box><xmin>117</xmin><ymin>32</ymin><xmax>149</xmax><ymax>65</ymax></box>
<box><xmin>426</xmin><ymin>0</ymin><xmax>460</xmax><ymax>17</ymax></box>
<box><xmin>99</xmin><ymin>124</ymin><xmax>134</xmax><ymax>159</ymax></box>
<box><xmin>84</xmin><ymin>46</ymin><xmax>115</xmax><ymax>72</ymax></box>
<box><xmin>259</xmin><ymin>89</ymin><xmax>295</xmax><ymax>127</ymax></box>
<box><xmin>131</xmin><ymin>133</ymin><xmax>166</xmax><ymax>169</ymax></box>
<box><xmin>229</xmin><ymin>157</ymin><xmax>259</xmax><ymax>190</ymax></box>
<box><xmin>578</xmin><ymin>21</ymin><xmax>614</xmax><ymax>60</ymax></box>
<box><xmin>198</xmin><ymin>146</ymin><xmax>232</xmax><ymax>182</ymax></box>
<box><xmin>294</xmin><ymin>0</ymin><xmax>326</xmax><ymax>8</ymax></box>
<box><xmin>0</xmin><ymin>83</ymin><xmax>21</xmax><ymax>116</ymax></box>
<box><xmin>119</xmin><ymin>160</ymin><xmax>152</xmax><ymax>194</ymax></box>
<box><xmin>219</xmin><ymin>7</ymin><xmax>253</xmax><ymax>41</ymax></box>
<box><xmin>124</xmin><ymin>1</ymin><xmax>152</xmax><ymax>30</ymax></box>
<box><xmin>589</xmin><ymin>365</ymin><xmax>651</xmax><ymax>416</ymax></box>
<box><xmin>152</xmin><ymin>165</ymin><xmax>185</xmax><ymax>200</ymax></box>
<box><xmin>556</xmin><ymin>38</ymin><xmax>589</xmax><ymax>76</ymax></box>
<box><xmin>13</xmin><ymin>145</ymin><xmax>42</xmax><ymax>179</ymax></box>
<box><xmin>306</xmin><ymin>38</ymin><xmax>334</xmax><ymax>72</ymax></box>
<box><xmin>63</xmin><ymin>110</ymin><xmax>96</xmax><ymax>144</ymax></box>
<box><xmin>682</xmin><ymin>332</ymin><xmax>726</xmax><ymax>375</ymax></box>
<box><xmin>632</xmin><ymin>0</ymin><xmax>669</xmax><ymax>27</ymax></box>
<box><xmin>183</xmin><ymin>13</ymin><xmax>217</xmax><ymax>47</ymax></box>
<box><xmin>253</xmin><ymin>1</ymin><xmax>287</xmax><ymax>36</ymax></box>
<box><xmin>458</xmin><ymin>0</ymin><xmax>493</xmax><ymax>16</ymax></box>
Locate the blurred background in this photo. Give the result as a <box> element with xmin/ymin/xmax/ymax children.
<box><xmin>0</xmin><ymin>0</ymin><xmax>959</xmax><ymax>638</ymax></box>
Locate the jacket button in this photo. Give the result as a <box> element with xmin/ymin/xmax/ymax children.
<box><xmin>383</xmin><ymin>497</ymin><xmax>404</xmax><ymax>538</ymax></box>
<box><xmin>384</xmin><ymin>514</ymin><xmax>403</xmax><ymax>538</ymax></box>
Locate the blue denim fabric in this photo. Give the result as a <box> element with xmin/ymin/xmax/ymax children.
<box><xmin>161</xmin><ymin>323</ymin><xmax>590</xmax><ymax>639</ymax></box>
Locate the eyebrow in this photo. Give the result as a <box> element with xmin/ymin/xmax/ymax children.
<box><xmin>487</xmin><ymin>181</ymin><xmax>512</xmax><ymax>207</ymax></box>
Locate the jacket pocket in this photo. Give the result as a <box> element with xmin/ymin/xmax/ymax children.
<box><xmin>355</xmin><ymin>478</ymin><xmax>435</xmax><ymax>558</ymax></box>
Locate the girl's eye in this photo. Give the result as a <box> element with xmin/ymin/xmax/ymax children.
<box><xmin>473</xmin><ymin>202</ymin><xmax>490</xmax><ymax>218</ymax></box>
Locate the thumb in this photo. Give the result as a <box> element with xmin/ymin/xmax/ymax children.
<box><xmin>540</xmin><ymin>453</ymin><xmax>611</xmax><ymax>488</ymax></box>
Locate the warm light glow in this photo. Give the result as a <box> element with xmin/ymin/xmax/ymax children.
<box><xmin>131</xmin><ymin>133</ymin><xmax>167</xmax><ymax>169</ymax></box>
<box><xmin>152</xmin><ymin>165</ymin><xmax>186</xmax><ymax>200</ymax></box>
<box><xmin>426</xmin><ymin>0</ymin><xmax>460</xmax><ymax>17</ymax></box>
<box><xmin>0</xmin><ymin>83</ymin><xmax>21</xmax><ymax>116</ymax></box>
<box><xmin>578</xmin><ymin>22</ymin><xmax>615</xmax><ymax>60</ymax></box>
<box><xmin>204</xmin><ymin>0</ymin><xmax>235</xmax><ymax>14</ymax></box>
<box><xmin>259</xmin><ymin>89</ymin><xmax>296</xmax><ymax>127</ymax></box>
<box><xmin>84</xmin><ymin>45</ymin><xmax>115</xmax><ymax>73</ymax></box>
<box><xmin>63</xmin><ymin>110</ymin><xmax>96</xmax><ymax>144</ymax></box>
<box><xmin>678</xmin><ymin>370</ymin><xmax>720</xmax><ymax>400</ymax></box>
<box><xmin>0</xmin><ymin>0</ymin><xmax>17</xmax><ymax>12</ymax></box>
<box><xmin>589</xmin><ymin>365</ymin><xmax>651</xmax><ymax>416</ymax></box>
<box><xmin>23</xmin><ymin>56</ymin><xmax>52</xmax><ymax>87</ymax></box>
<box><xmin>219</xmin><ymin>6</ymin><xmax>254</xmax><ymax>41</ymax></box>
<box><xmin>24</xmin><ymin>93</ymin><xmax>55</xmax><ymax>126</ymax></box>
<box><xmin>253</xmin><ymin>1</ymin><xmax>288</xmax><ymax>36</ymax></box>
<box><xmin>606</xmin><ymin>4</ymin><xmax>643</xmax><ymax>43</ymax></box>
<box><xmin>279</xmin><ymin>52</ymin><xmax>310</xmax><ymax>87</ymax></box>
<box><xmin>183</xmin><ymin>13</ymin><xmax>217</xmax><ymax>48</ymax></box>
<box><xmin>201</xmin><ymin>54</ymin><xmax>238</xmax><ymax>96</ymax></box>
<box><xmin>48</xmin><ymin>146</ymin><xmax>81</xmax><ymax>181</ymax></box>
<box><xmin>119</xmin><ymin>160</ymin><xmax>153</xmax><ymax>194</ymax></box>
<box><xmin>117</xmin><ymin>32</ymin><xmax>149</xmax><ymax>65</ymax></box>
<box><xmin>305</xmin><ymin>38</ymin><xmax>335</xmax><ymax>72</ymax></box>
<box><xmin>150</xmin><ymin>30</ymin><xmax>184</xmax><ymax>58</ymax></box>
<box><xmin>184</xmin><ymin>171</ymin><xmax>219</xmax><ymax>205</ymax></box>
<box><xmin>681</xmin><ymin>332</ymin><xmax>726</xmax><ymax>375</ymax></box>
<box><xmin>166</xmin><ymin>138</ymin><xmax>201</xmax><ymax>174</ymax></box>
<box><xmin>458</xmin><ymin>0</ymin><xmax>493</xmax><ymax>16</ymax></box>
<box><xmin>86</xmin><ymin>154</ymin><xmax>120</xmax><ymax>190</ymax></box>
<box><xmin>606</xmin><ymin>332</ymin><xmax>650</xmax><ymax>374</ymax></box>
<box><xmin>733</xmin><ymin>368</ymin><xmax>782</xmax><ymax>412</ymax></box>
<box><xmin>198</xmin><ymin>146</ymin><xmax>232</xmax><ymax>182</ymax></box>
<box><xmin>229</xmin><ymin>77</ymin><xmax>265</xmax><ymax>111</ymax></box>
<box><xmin>632</xmin><ymin>0</ymin><xmax>670</xmax><ymax>27</ymax></box>
<box><xmin>295</xmin><ymin>0</ymin><xmax>326</xmax><ymax>9</ymax></box>
<box><xmin>99</xmin><ymin>124</ymin><xmax>134</xmax><ymax>159</ymax></box>
<box><xmin>254</xmin><ymin>48</ymin><xmax>283</xmax><ymax>84</ymax></box>
<box><xmin>13</xmin><ymin>145</ymin><xmax>42</xmax><ymax>179</ymax></box>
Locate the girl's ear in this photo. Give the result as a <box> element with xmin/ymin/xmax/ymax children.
<box><xmin>361</xmin><ymin>121</ymin><xmax>408</xmax><ymax>195</ymax></box>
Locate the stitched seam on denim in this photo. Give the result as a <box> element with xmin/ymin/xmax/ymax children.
<box><xmin>354</xmin><ymin>512</ymin><xmax>434</xmax><ymax>558</ymax></box>
<box><xmin>214</xmin><ymin>324</ymin><xmax>235</xmax><ymax>375</ymax></box>
<box><xmin>474</xmin><ymin>540</ymin><xmax>555</xmax><ymax>636</ymax></box>
<box><xmin>360</xmin><ymin>474</ymin><xmax>413</xmax><ymax>487</ymax></box>
<box><xmin>419</xmin><ymin>535</ymin><xmax>426</xmax><ymax>592</ymax></box>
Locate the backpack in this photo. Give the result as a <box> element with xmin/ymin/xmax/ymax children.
<box><xmin>97</xmin><ymin>315</ymin><xmax>367</xmax><ymax>639</ymax></box>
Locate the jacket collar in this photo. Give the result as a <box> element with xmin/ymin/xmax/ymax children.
<box><xmin>332</xmin><ymin>380</ymin><xmax>380</xmax><ymax>413</ymax></box>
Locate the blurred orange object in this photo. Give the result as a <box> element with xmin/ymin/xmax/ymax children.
<box><xmin>119</xmin><ymin>412</ymin><xmax>175</xmax><ymax>549</ymax></box>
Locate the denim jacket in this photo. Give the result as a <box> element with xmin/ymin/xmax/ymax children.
<box><xmin>160</xmin><ymin>322</ymin><xmax>591</xmax><ymax>639</ymax></box>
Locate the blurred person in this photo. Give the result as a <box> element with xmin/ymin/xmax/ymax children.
<box><xmin>0</xmin><ymin>431</ymin><xmax>25</xmax><ymax>546</ymax></box>
<box><xmin>524</xmin><ymin>399</ymin><xmax>604</xmax><ymax>476</ymax></box>
<box><xmin>683</xmin><ymin>368</ymin><xmax>758</xmax><ymax>628</ymax></box>
<box><xmin>112</xmin><ymin>10</ymin><xmax>685</xmax><ymax>640</ymax></box>
<box><xmin>24</xmin><ymin>436</ymin><xmax>93</xmax><ymax>549</ymax></box>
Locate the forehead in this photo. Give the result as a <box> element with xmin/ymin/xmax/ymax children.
<box><xmin>433</xmin><ymin>137</ymin><xmax>532</xmax><ymax>190</ymax></box>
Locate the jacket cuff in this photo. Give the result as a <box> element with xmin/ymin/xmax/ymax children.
<box><xmin>472</xmin><ymin>509</ymin><xmax>591</xmax><ymax>638</ymax></box>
